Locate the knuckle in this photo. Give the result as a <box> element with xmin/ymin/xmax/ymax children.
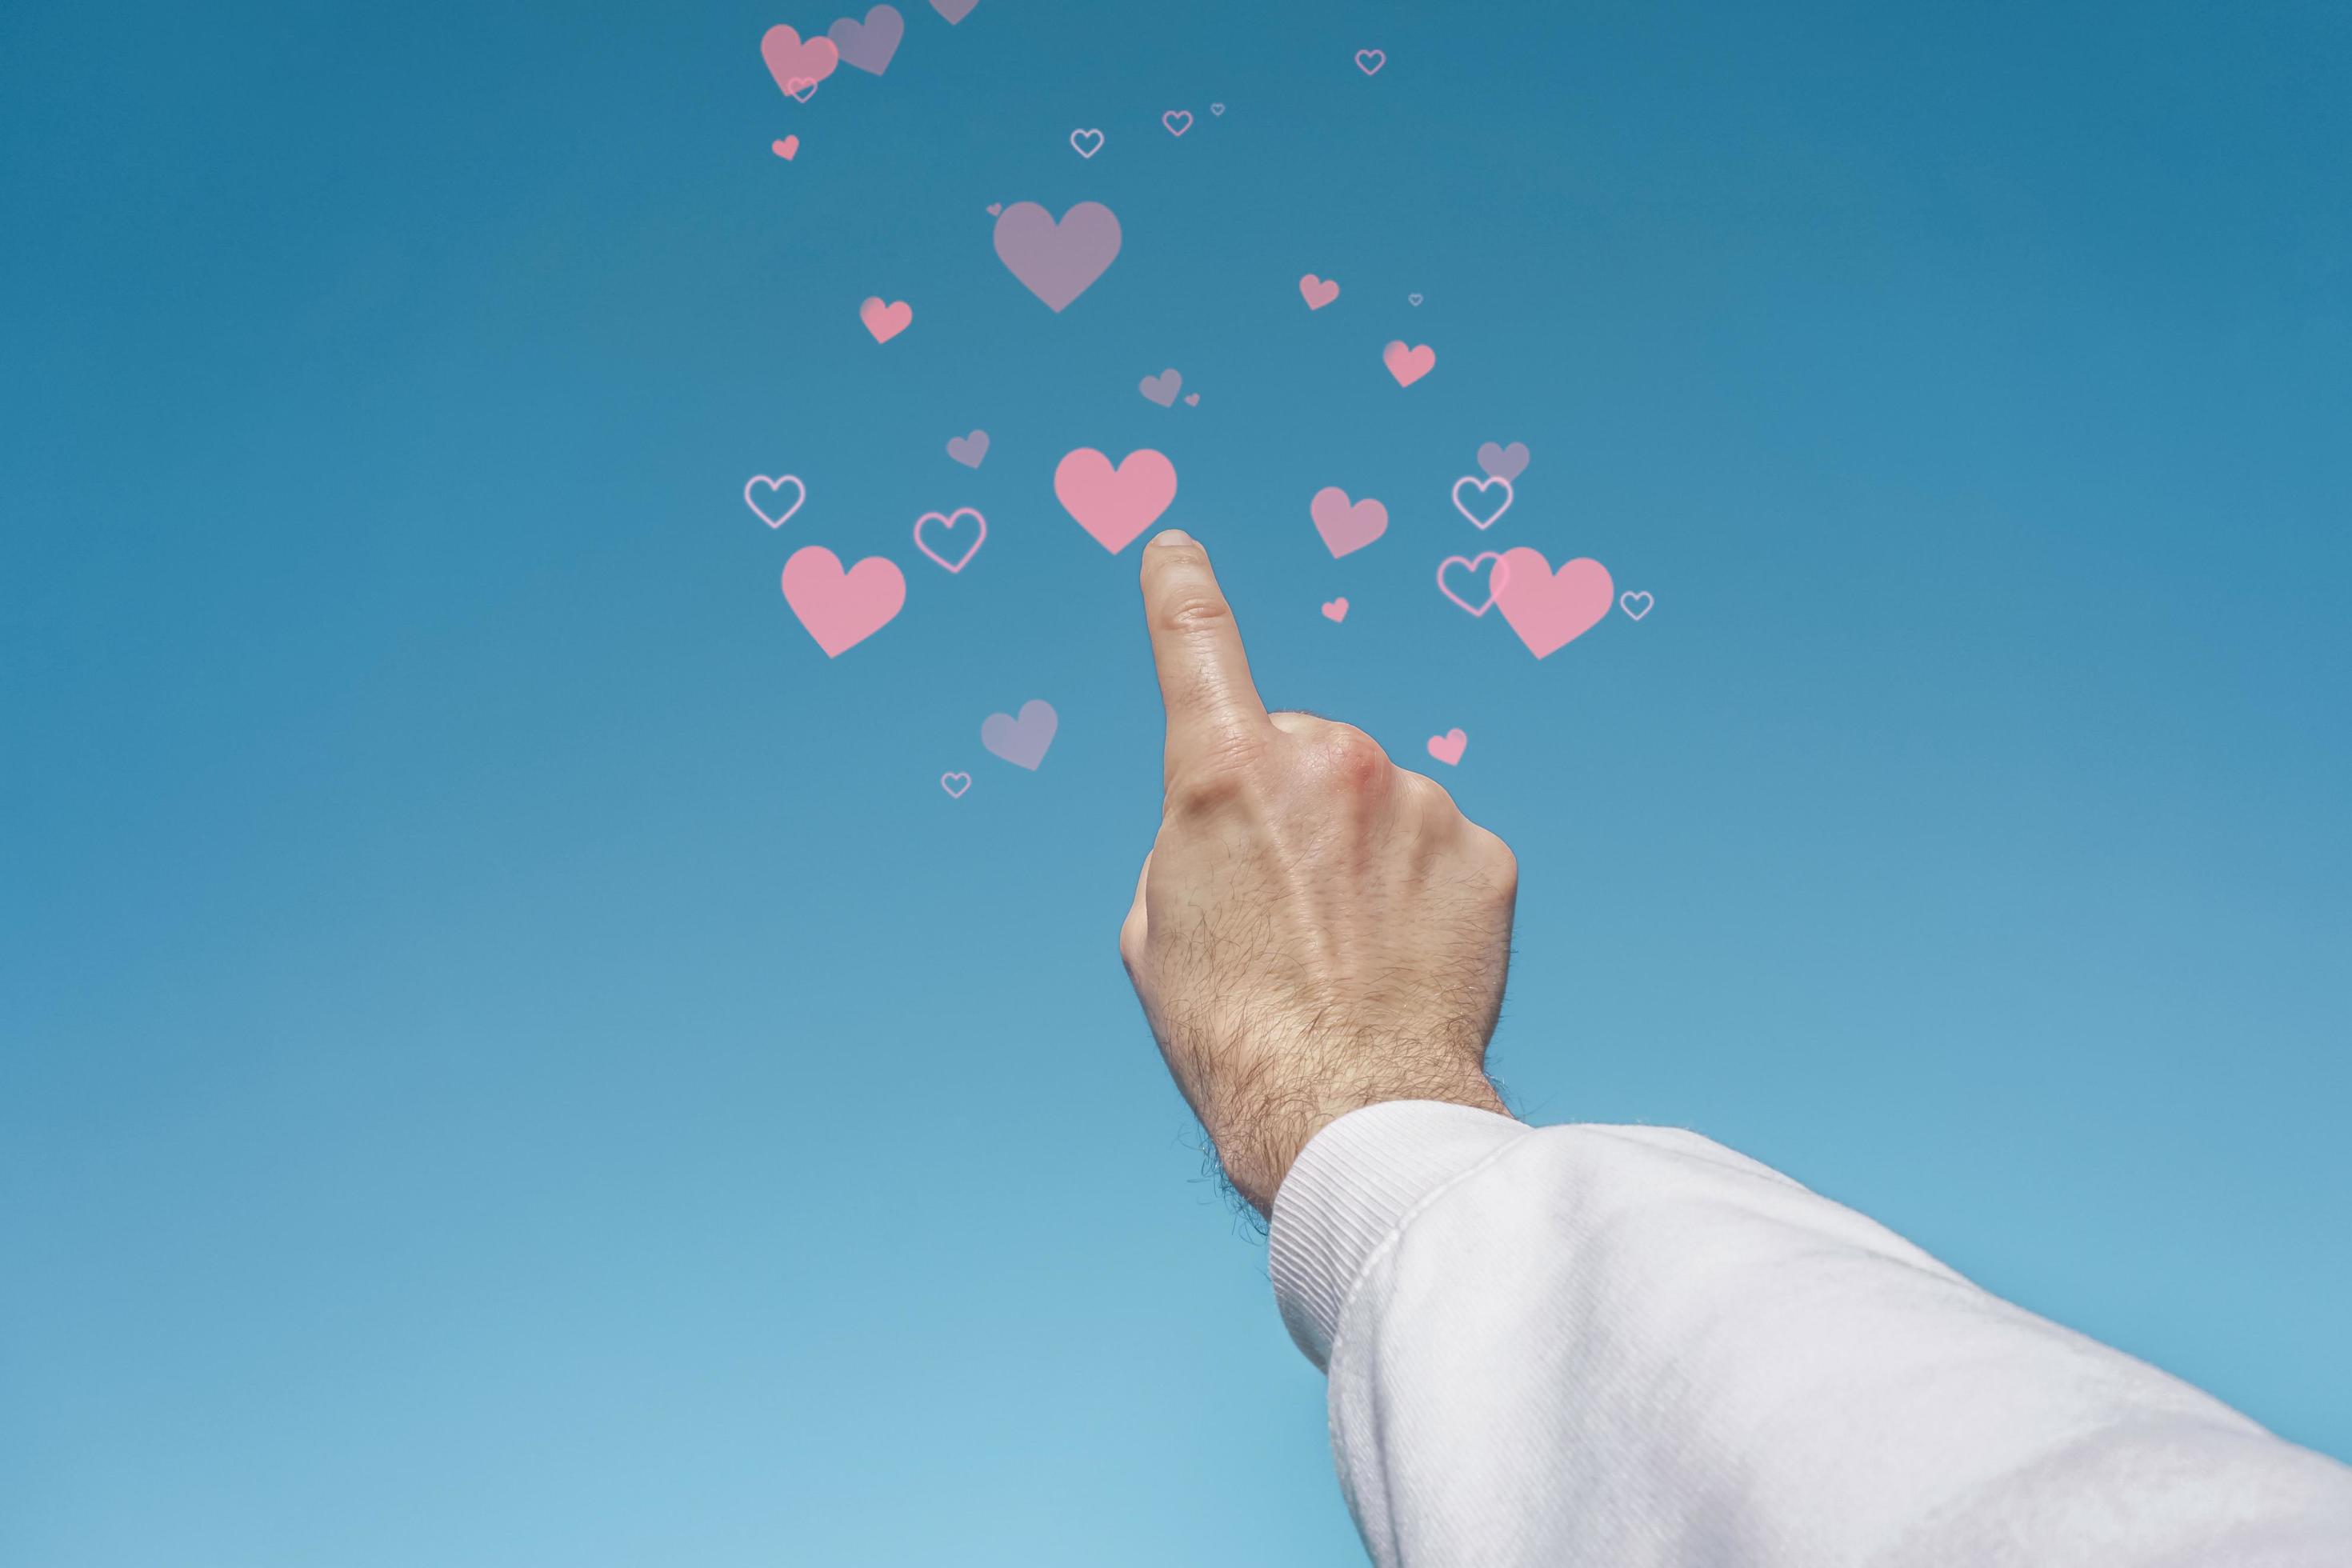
<box><xmin>1167</xmin><ymin>755</ymin><xmax>1252</xmax><ymax>818</ymax></box>
<box><xmin>1316</xmin><ymin>724</ymin><xmax>1390</xmax><ymax>789</ymax></box>
<box><xmin>1155</xmin><ymin>590</ymin><xmax>1231</xmax><ymax>636</ymax></box>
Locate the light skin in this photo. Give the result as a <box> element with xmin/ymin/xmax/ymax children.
<box><xmin>1120</xmin><ymin>530</ymin><xmax>1519</xmax><ymax>1214</ymax></box>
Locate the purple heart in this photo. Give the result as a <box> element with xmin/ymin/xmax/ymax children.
<box><xmin>930</xmin><ymin>0</ymin><xmax>977</xmax><ymax>22</ymax></box>
<box><xmin>946</xmin><ymin>429</ymin><xmax>989</xmax><ymax>467</ymax></box>
<box><xmin>828</xmin><ymin>5</ymin><xmax>903</xmax><ymax>74</ymax></box>
<box><xmin>1476</xmin><ymin>441</ymin><xmax>1529</xmax><ymax>482</ymax></box>
<box><xmin>980</xmin><ymin>699</ymin><xmax>1057</xmax><ymax>770</ymax></box>
<box><xmin>993</xmin><ymin>201</ymin><xmax>1122</xmax><ymax>313</ymax></box>
<box><xmin>1139</xmin><ymin>367</ymin><xmax>1181</xmax><ymax>406</ymax></box>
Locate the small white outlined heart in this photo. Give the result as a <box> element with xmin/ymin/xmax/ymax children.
<box><xmin>1619</xmin><ymin>590</ymin><xmax>1654</xmax><ymax>621</ymax></box>
<box><xmin>744</xmin><ymin>474</ymin><xmax>806</xmax><ymax>528</ymax></box>
<box><xmin>1451</xmin><ymin>474</ymin><xmax>1514</xmax><ymax>530</ymax></box>
<box><xmin>1070</xmin><ymin>127</ymin><xmax>1105</xmax><ymax>158</ymax></box>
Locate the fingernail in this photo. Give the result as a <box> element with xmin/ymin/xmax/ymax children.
<box><xmin>1151</xmin><ymin>528</ymin><xmax>1193</xmax><ymax>550</ymax></box>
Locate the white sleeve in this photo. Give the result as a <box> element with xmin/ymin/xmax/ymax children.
<box><xmin>1267</xmin><ymin>1101</ymin><xmax>2352</xmax><ymax>1568</ymax></box>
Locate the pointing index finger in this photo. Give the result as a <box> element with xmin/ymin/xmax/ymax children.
<box><xmin>1140</xmin><ymin>530</ymin><xmax>1270</xmax><ymax>780</ymax></box>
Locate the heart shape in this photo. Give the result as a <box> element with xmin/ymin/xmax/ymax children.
<box><xmin>940</xmin><ymin>771</ymin><xmax>972</xmax><ymax>798</ymax></box>
<box><xmin>1210</xmin><ymin>102</ymin><xmax>1225</xmax><ymax>115</ymax></box>
<box><xmin>1069</xmin><ymin>126</ymin><xmax>1104</xmax><ymax>158</ymax></box>
<box><xmin>1162</xmin><ymin>109</ymin><xmax>1192</xmax><ymax>136</ymax></box>
<box><xmin>786</xmin><ymin>77</ymin><xmax>822</xmax><ymax>103</ymax></box>
<box><xmin>1436</xmin><ymin>552</ymin><xmax>1511</xmax><ymax>617</ymax></box>
<box><xmin>931</xmin><ymin>0</ymin><xmax>976</xmax><ymax>22</ymax></box>
<box><xmin>1619</xmin><ymin>590</ymin><xmax>1654</xmax><ymax>622</ymax></box>
<box><xmin>1138</xmin><ymin>367</ymin><xmax>1181</xmax><ymax>406</ymax></box>
<box><xmin>762</xmin><ymin>26</ymin><xmax>839</xmax><ymax>97</ymax></box>
<box><xmin>743</xmin><ymin>474</ymin><xmax>806</xmax><ymax>528</ymax></box>
<box><xmin>1382</xmin><ymin>340</ymin><xmax>1434</xmax><ymax>386</ymax></box>
<box><xmin>1426</xmin><ymin>728</ymin><xmax>1467</xmax><ymax>767</ymax></box>
<box><xmin>1298</xmin><ymin>273</ymin><xmax>1340</xmax><ymax>310</ymax></box>
<box><xmin>994</xmin><ymin>201</ymin><xmax>1122</xmax><ymax>312</ymax></box>
<box><xmin>912</xmin><ymin>506</ymin><xmax>987</xmax><ymax>573</ymax></box>
<box><xmin>1495</xmin><ymin>548</ymin><xmax>1613</xmax><ymax>658</ymax></box>
<box><xmin>1476</xmin><ymin>440</ymin><xmax>1529</xmax><ymax>482</ymax></box>
<box><xmin>986</xmin><ymin>202</ymin><xmax>1002</xmax><ymax>215</ymax></box>
<box><xmin>1055</xmin><ymin>447</ymin><xmax>1177</xmax><ymax>552</ymax></box>
<box><xmin>782</xmin><ymin>545</ymin><xmax>906</xmax><ymax>658</ymax></box>
<box><xmin>1355</xmin><ymin>48</ymin><xmax>1386</xmax><ymax>75</ymax></box>
<box><xmin>828</xmin><ymin>5</ymin><xmax>903</xmax><ymax>74</ymax></box>
<box><xmin>772</xmin><ymin>135</ymin><xmax>800</xmax><ymax>159</ymax></box>
<box><xmin>1182</xmin><ymin>392</ymin><xmax>1199</xmax><ymax>406</ymax></box>
<box><xmin>859</xmin><ymin>296</ymin><xmax>912</xmax><ymax>342</ymax></box>
<box><xmin>1451</xmin><ymin>474</ymin><xmax>1514</xmax><ymax>530</ymax></box>
<box><xmin>946</xmin><ymin>429</ymin><xmax>989</xmax><ymax>467</ymax></box>
<box><xmin>1322</xmin><ymin>597</ymin><xmax>1349</xmax><ymax>622</ymax></box>
<box><xmin>1408</xmin><ymin>292</ymin><xmax>1423</xmax><ymax>306</ymax></box>
<box><xmin>981</xmin><ymin>699</ymin><xmax>1058</xmax><ymax>770</ymax></box>
<box><xmin>1310</xmin><ymin>486</ymin><xmax>1387</xmax><ymax>558</ymax></box>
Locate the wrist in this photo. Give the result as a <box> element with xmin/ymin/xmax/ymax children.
<box><xmin>1210</xmin><ymin>1069</ymin><xmax>1508</xmax><ymax>1214</ymax></box>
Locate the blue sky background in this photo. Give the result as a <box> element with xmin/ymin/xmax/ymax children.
<box><xmin>4</xmin><ymin>1</ymin><xmax>2348</xmax><ymax>1562</ymax></box>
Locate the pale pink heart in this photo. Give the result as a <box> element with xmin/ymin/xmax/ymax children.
<box><xmin>827</xmin><ymin>5</ymin><xmax>903</xmax><ymax>74</ymax></box>
<box><xmin>1426</xmin><ymin>728</ymin><xmax>1467</xmax><ymax>766</ymax></box>
<box><xmin>930</xmin><ymin>0</ymin><xmax>976</xmax><ymax>21</ymax></box>
<box><xmin>1355</xmin><ymin>48</ymin><xmax>1386</xmax><ymax>75</ymax></box>
<box><xmin>993</xmin><ymin>201</ymin><xmax>1122</xmax><ymax>313</ymax></box>
<box><xmin>1182</xmin><ymin>392</ymin><xmax>1199</xmax><ymax>406</ymax></box>
<box><xmin>1451</xmin><ymin>474</ymin><xmax>1514</xmax><ymax>530</ymax></box>
<box><xmin>1322</xmin><ymin>597</ymin><xmax>1349</xmax><ymax>622</ymax></box>
<box><xmin>1069</xmin><ymin>127</ymin><xmax>1103</xmax><ymax>158</ymax></box>
<box><xmin>1055</xmin><ymin>447</ymin><xmax>1177</xmax><ymax>553</ymax></box>
<box><xmin>1162</xmin><ymin>109</ymin><xmax>1192</xmax><ymax>136</ymax></box>
<box><xmin>859</xmin><ymin>296</ymin><xmax>912</xmax><ymax>342</ymax></box>
<box><xmin>912</xmin><ymin>506</ymin><xmax>986</xmax><ymax>572</ymax></box>
<box><xmin>762</xmin><ymin>26</ymin><xmax>840</xmax><ymax>98</ymax></box>
<box><xmin>786</xmin><ymin>77</ymin><xmax>822</xmax><ymax>103</ymax></box>
<box><xmin>986</xmin><ymin>202</ymin><xmax>1002</xmax><ymax>215</ymax></box>
<box><xmin>744</xmin><ymin>474</ymin><xmax>806</xmax><ymax>528</ymax></box>
<box><xmin>945</xmin><ymin>429</ymin><xmax>989</xmax><ymax>467</ymax></box>
<box><xmin>940</xmin><ymin>771</ymin><xmax>972</xmax><ymax>798</ymax></box>
<box><xmin>1495</xmin><ymin>548</ymin><xmax>1614</xmax><ymax>658</ymax></box>
<box><xmin>781</xmin><ymin>545</ymin><xmax>906</xmax><ymax>658</ymax></box>
<box><xmin>772</xmin><ymin>135</ymin><xmax>800</xmax><ymax>160</ymax></box>
<box><xmin>1477</xmin><ymin>440</ymin><xmax>1530</xmax><ymax>482</ymax></box>
<box><xmin>1619</xmin><ymin>590</ymin><xmax>1654</xmax><ymax>621</ymax></box>
<box><xmin>1138</xmin><ymin>367</ymin><xmax>1181</xmax><ymax>406</ymax></box>
<box><xmin>1383</xmin><ymin>341</ymin><xmax>1434</xmax><ymax>386</ymax></box>
<box><xmin>1310</xmin><ymin>486</ymin><xmax>1388</xmax><ymax>558</ymax></box>
<box><xmin>1298</xmin><ymin>273</ymin><xmax>1340</xmax><ymax>310</ymax></box>
<box><xmin>1436</xmin><ymin>552</ymin><xmax>1511</xmax><ymax>617</ymax></box>
<box><xmin>980</xmin><ymin>699</ymin><xmax>1057</xmax><ymax>770</ymax></box>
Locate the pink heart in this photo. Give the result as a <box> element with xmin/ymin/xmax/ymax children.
<box><xmin>1382</xmin><ymin>341</ymin><xmax>1434</xmax><ymax>386</ymax></box>
<box><xmin>1355</xmin><ymin>48</ymin><xmax>1386</xmax><ymax>75</ymax></box>
<box><xmin>1298</xmin><ymin>273</ymin><xmax>1340</xmax><ymax>310</ymax></box>
<box><xmin>1451</xmin><ymin>474</ymin><xmax>1514</xmax><ymax>530</ymax></box>
<box><xmin>782</xmin><ymin>545</ymin><xmax>906</xmax><ymax>658</ymax></box>
<box><xmin>1322</xmin><ymin>597</ymin><xmax>1349</xmax><ymax>622</ymax></box>
<box><xmin>1619</xmin><ymin>590</ymin><xmax>1654</xmax><ymax>621</ymax></box>
<box><xmin>743</xmin><ymin>474</ymin><xmax>806</xmax><ymax>528</ymax></box>
<box><xmin>945</xmin><ymin>429</ymin><xmax>989</xmax><ymax>467</ymax></box>
<box><xmin>1436</xmin><ymin>552</ymin><xmax>1511</xmax><ymax>617</ymax></box>
<box><xmin>994</xmin><ymin>200</ymin><xmax>1122</xmax><ymax>313</ymax></box>
<box><xmin>828</xmin><ymin>5</ymin><xmax>904</xmax><ymax>75</ymax></box>
<box><xmin>940</xmin><ymin>770</ymin><xmax>972</xmax><ymax>798</ymax></box>
<box><xmin>1069</xmin><ymin>127</ymin><xmax>1104</xmax><ymax>158</ymax></box>
<box><xmin>762</xmin><ymin>26</ymin><xmax>839</xmax><ymax>97</ymax></box>
<box><xmin>860</xmin><ymin>296</ymin><xmax>912</xmax><ymax>342</ymax></box>
<box><xmin>1310</xmin><ymin>486</ymin><xmax>1388</xmax><ymax>558</ymax></box>
<box><xmin>1182</xmin><ymin>392</ymin><xmax>1199</xmax><ymax>406</ymax></box>
<box><xmin>1139</xmin><ymin>367</ymin><xmax>1181</xmax><ymax>406</ymax></box>
<box><xmin>1495</xmin><ymin>548</ymin><xmax>1614</xmax><ymax>658</ymax></box>
<box><xmin>981</xmin><ymin>699</ymin><xmax>1058</xmax><ymax>770</ymax></box>
<box><xmin>986</xmin><ymin>202</ymin><xmax>1002</xmax><ymax>215</ymax></box>
<box><xmin>1162</xmin><ymin>109</ymin><xmax>1192</xmax><ymax>136</ymax></box>
<box><xmin>772</xmin><ymin>135</ymin><xmax>800</xmax><ymax>160</ymax></box>
<box><xmin>1426</xmin><ymin>728</ymin><xmax>1467</xmax><ymax>767</ymax></box>
<box><xmin>1055</xmin><ymin>447</ymin><xmax>1177</xmax><ymax>553</ymax></box>
<box><xmin>912</xmin><ymin>506</ymin><xmax>987</xmax><ymax>573</ymax></box>
<box><xmin>931</xmin><ymin>0</ymin><xmax>976</xmax><ymax>22</ymax></box>
<box><xmin>1477</xmin><ymin>440</ymin><xmax>1530</xmax><ymax>482</ymax></box>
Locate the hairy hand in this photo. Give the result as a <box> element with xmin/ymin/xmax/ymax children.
<box><xmin>1120</xmin><ymin>531</ymin><xmax>1518</xmax><ymax>1214</ymax></box>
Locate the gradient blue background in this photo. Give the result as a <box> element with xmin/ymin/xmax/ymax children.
<box><xmin>4</xmin><ymin>1</ymin><xmax>2347</xmax><ymax>1562</ymax></box>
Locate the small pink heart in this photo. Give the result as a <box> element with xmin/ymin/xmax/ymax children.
<box><xmin>981</xmin><ymin>699</ymin><xmax>1058</xmax><ymax>770</ymax></box>
<box><xmin>1310</xmin><ymin>486</ymin><xmax>1388</xmax><ymax>558</ymax></box>
<box><xmin>1322</xmin><ymin>597</ymin><xmax>1349</xmax><ymax>622</ymax></box>
<box><xmin>772</xmin><ymin>135</ymin><xmax>800</xmax><ymax>160</ymax></box>
<box><xmin>940</xmin><ymin>771</ymin><xmax>972</xmax><ymax>798</ymax></box>
<box><xmin>1183</xmin><ymin>392</ymin><xmax>1199</xmax><ymax>406</ymax></box>
<box><xmin>1055</xmin><ymin>447</ymin><xmax>1178</xmax><ymax>553</ymax></box>
<box><xmin>1426</xmin><ymin>728</ymin><xmax>1467</xmax><ymax>767</ymax></box>
<box><xmin>1299</xmin><ymin>273</ymin><xmax>1340</xmax><ymax>310</ymax></box>
<box><xmin>859</xmin><ymin>296</ymin><xmax>912</xmax><ymax>343</ymax></box>
<box><xmin>1354</xmin><ymin>48</ymin><xmax>1386</xmax><ymax>75</ymax></box>
<box><xmin>1382</xmin><ymin>340</ymin><xmax>1434</xmax><ymax>387</ymax></box>
<box><xmin>782</xmin><ymin>546</ymin><xmax>906</xmax><ymax>658</ymax></box>
<box><xmin>762</xmin><ymin>26</ymin><xmax>839</xmax><ymax>97</ymax></box>
<box><xmin>986</xmin><ymin>202</ymin><xmax>1002</xmax><ymax>215</ymax></box>
<box><xmin>1162</xmin><ymin>109</ymin><xmax>1192</xmax><ymax>136</ymax></box>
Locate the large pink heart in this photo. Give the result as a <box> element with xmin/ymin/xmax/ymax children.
<box><xmin>1494</xmin><ymin>547</ymin><xmax>1612</xmax><ymax>658</ymax></box>
<box><xmin>761</xmin><ymin>26</ymin><xmax>839</xmax><ymax>98</ymax></box>
<box><xmin>1055</xmin><ymin>447</ymin><xmax>1176</xmax><ymax>552</ymax></box>
<box><xmin>1310</xmin><ymin>486</ymin><xmax>1387</xmax><ymax>558</ymax></box>
<box><xmin>782</xmin><ymin>545</ymin><xmax>906</xmax><ymax>657</ymax></box>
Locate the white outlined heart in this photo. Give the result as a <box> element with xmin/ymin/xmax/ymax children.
<box><xmin>745</xmin><ymin>474</ymin><xmax>806</xmax><ymax>528</ymax></box>
<box><xmin>1451</xmin><ymin>474</ymin><xmax>1514</xmax><ymax>530</ymax></box>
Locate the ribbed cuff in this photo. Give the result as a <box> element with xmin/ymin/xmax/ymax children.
<box><xmin>1267</xmin><ymin>1099</ymin><xmax>1531</xmax><ymax>1370</ymax></box>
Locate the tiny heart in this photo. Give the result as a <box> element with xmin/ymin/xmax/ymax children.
<box><xmin>1138</xmin><ymin>367</ymin><xmax>1182</xmax><ymax>406</ymax></box>
<box><xmin>1162</xmin><ymin>109</ymin><xmax>1192</xmax><ymax>136</ymax></box>
<box><xmin>1426</xmin><ymin>728</ymin><xmax>1467</xmax><ymax>767</ymax></box>
<box><xmin>1069</xmin><ymin>127</ymin><xmax>1104</xmax><ymax>158</ymax></box>
<box><xmin>1382</xmin><ymin>340</ymin><xmax>1434</xmax><ymax>387</ymax></box>
<box><xmin>1408</xmin><ymin>292</ymin><xmax>1423</xmax><ymax>306</ymax></box>
<box><xmin>743</xmin><ymin>474</ymin><xmax>806</xmax><ymax>529</ymax></box>
<box><xmin>1451</xmin><ymin>474</ymin><xmax>1514</xmax><ymax>530</ymax></box>
<box><xmin>1495</xmin><ymin>548</ymin><xmax>1614</xmax><ymax>659</ymax></box>
<box><xmin>1298</xmin><ymin>272</ymin><xmax>1340</xmax><ymax>310</ymax></box>
<box><xmin>945</xmin><ymin>429</ymin><xmax>989</xmax><ymax>467</ymax></box>
<box><xmin>772</xmin><ymin>135</ymin><xmax>800</xmax><ymax>159</ymax></box>
<box><xmin>1436</xmin><ymin>552</ymin><xmax>1511</xmax><ymax>617</ymax></box>
<box><xmin>1310</xmin><ymin>486</ymin><xmax>1388</xmax><ymax>558</ymax></box>
<box><xmin>1355</xmin><ymin>48</ymin><xmax>1386</xmax><ymax>75</ymax></box>
<box><xmin>1210</xmin><ymin>102</ymin><xmax>1225</xmax><ymax>115</ymax></box>
<box><xmin>1619</xmin><ymin>590</ymin><xmax>1654</xmax><ymax>622</ymax></box>
<box><xmin>981</xmin><ymin>698</ymin><xmax>1058</xmax><ymax>770</ymax></box>
<box><xmin>1322</xmin><ymin>597</ymin><xmax>1350</xmax><ymax>623</ymax></box>
<box><xmin>782</xmin><ymin>545</ymin><xmax>906</xmax><ymax>658</ymax></box>
<box><xmin>1476</xmin><ymin>440</ymin><xmax>1530</xmax><ymax>482</ymax></box>
<box><xmin>1182</xmin><ymin>392</ymin><xmax>1199</xmax><ymax>406</ymax></box>
<box><xmin>986</xmin><ymin>202</ymin><xmax>1002</xmax><ymax>215</ymax></box>
<box><xmin>912</xmin><ymin>506</ymin><xmax>987</xmax><ymax>573</ymax></box>
<box><xmin>860</xmin><ymin>296</ymin><xmax>912</xmax><ymax>342</ymax></box>
<box><xmin>786</xmin><ymin>77</ymin><xmax>822</xmax><ymax>103</ymax></box>
<box><xmin>939</xmin><ymin>771</ymin><xmax>972</xmax><ymax>798</ymax></box>
<box><xmin>1055</xmin><ymin>446</ymin><xmax>1177</xmax><ymax>553</ymax></box>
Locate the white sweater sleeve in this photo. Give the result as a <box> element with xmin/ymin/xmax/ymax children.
<box><xmin>1267</xmin><ymin>1101</ymin><xmax>2352</xmax><ymax>1568</ymax></box>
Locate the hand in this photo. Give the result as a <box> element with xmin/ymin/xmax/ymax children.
<box><xmin>1119</xmin><ymin>531</ymin><xmax>1518</xmax><ymax>1214</ymax></box>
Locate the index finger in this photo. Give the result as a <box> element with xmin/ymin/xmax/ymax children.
<box><xmin>1139</xmin><ymin>530</ymin><xmax>1270</xmax><ymax>782</ymax></box>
